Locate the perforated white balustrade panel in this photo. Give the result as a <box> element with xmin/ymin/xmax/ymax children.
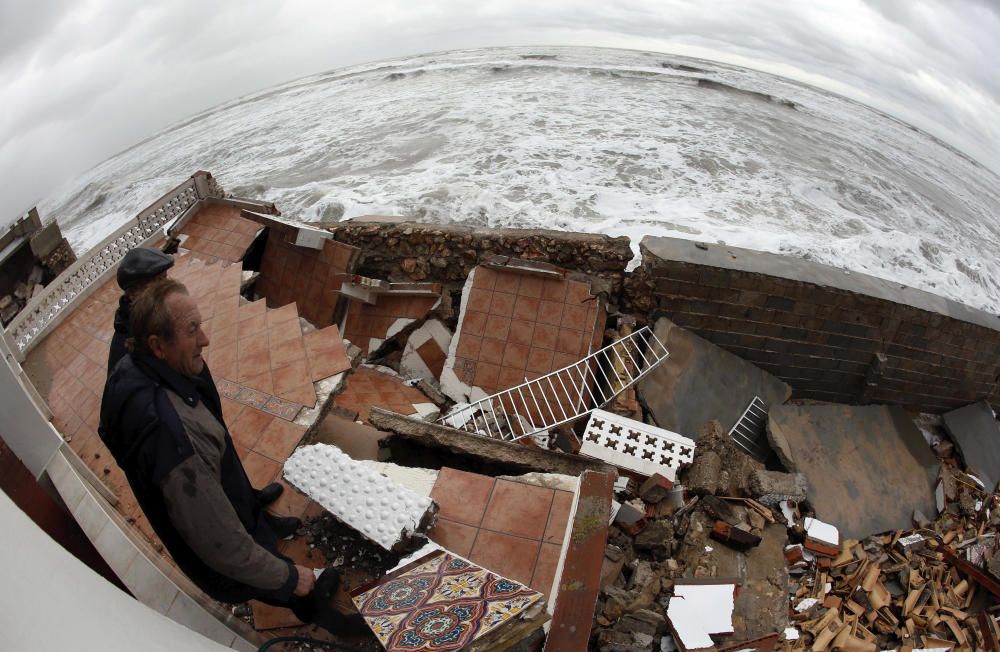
<box><xmin>581</xmin><ymin>409</ymin><xmax>696</xmax><ymax>480</ymax></box>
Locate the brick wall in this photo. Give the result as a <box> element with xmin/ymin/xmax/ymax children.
<box><xmin>626</xmin><ymin>237</ymin><xmax>1000</xmax><ymax>413</ymax></box>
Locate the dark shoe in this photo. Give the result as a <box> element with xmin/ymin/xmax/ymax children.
<box><xmin>313</xmin><ymin>569</ymin><xmax>369</xmax><ymax>635</ymax></box>
<box><xmin>257</xmin><ymin>482</ymin><xmax>284</xmax><ymax>507</ymax></box>
<box><xmin>265</xmin><ymin>513</ymin><xmax>301</xmax><ymax>539</ymax></box>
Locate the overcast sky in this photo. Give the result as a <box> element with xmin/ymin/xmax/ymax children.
<box><xmin>1</xmin><ymin>0</ymin><xmax>998</xmax><ymax>222</ymax></box>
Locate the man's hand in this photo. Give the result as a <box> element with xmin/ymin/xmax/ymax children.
<box><xmin>293</xmin><ymin>565</ymin><xmax>316</xmax><ymax>597</ymax></box>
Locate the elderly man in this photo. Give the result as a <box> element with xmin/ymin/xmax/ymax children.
<box><xmin>99</xmin><ymin>278</ymin><xmax>357</xmax><ymax>630</ymax></box>
<box><xmin>108</xmin><ymin>247</ymin><xmax>175</xmax><ymax>373</ymax></box>
<box><xmin>110</xmin><ymin>247</ymin><xmax>285</xmax><ymax>510</ymax></box>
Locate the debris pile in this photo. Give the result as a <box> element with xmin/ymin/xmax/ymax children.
<box><xmin>786</xmin><ymin>464</ymin><xmax>1000</xmax><ymax>651</ymax></box>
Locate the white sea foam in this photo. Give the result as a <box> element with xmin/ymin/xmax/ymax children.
<box><xmin>40</xmin><ymin>46</ymin><xmax>1000</xmax><ymax>314</ymax></box>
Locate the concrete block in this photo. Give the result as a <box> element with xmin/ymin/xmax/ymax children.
<box><xmin>638</xmin><ymin>474</ymin><xmax>674</xmax><ymax>504</ymax></box>
<box><xmin>637</xmin><ymin>317</ymin><xmax>790</xmax><ymax>442</ymax></box>
<box><xmin>29</xmin><ymin>221</ymin><xmax>63</xmax><ymax>258</ymax></box>
<box><xmin>942</xmin><ymin>400</ymin><xmax>1000</xmax><ymax>490</ymax></box>
<box><xmin>767</xmin><ymin>404</ymin><xmax>938</xmax><ymax>539</ymax></box>
<box><xmin>748</xmin><ymin>469</ymin><xmax>808</xmax><ymax>506</ymax></box>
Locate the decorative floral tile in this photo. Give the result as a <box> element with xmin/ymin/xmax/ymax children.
<box><xmin>216</xmin><ymin>378</ymin><xmax>302</xmax><ymax>421</ymax></box>
<box><xmin>351</xmin><ymin>550</ymin><xmax>543</xmax><ymax>651</ymax></box>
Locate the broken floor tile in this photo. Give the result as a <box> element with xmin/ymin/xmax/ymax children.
<box><xmin>440</xmin><ymin>263</ymin><xmax>607</xmax><ymax>412</ymax></box>
<box><xmin>637</xmin><ymin>316</ymin><xmax>790</xmax><ymax>441</ymax></box>
<box><xmin>283</xmin><ymin>443</ymin><xmax>435</xmax><ymax>550</ymax></box>
<box><xmin>350</xmin><ymin>549</ymin><xmax>547</xmax><ymax>652</ymax></box>
<box><xmin>942</xmin><ymin>400</ymin><xmax>1000</xmax><ymax>490</ymax></box>
<box><xmin>342</xmin><ymin>288</ymin><xmax>442</xmax><ymax>357</ymax></box>
<box><xmin>581</xmin><ymin>409</ymin><xmax>695</xmax><ymax>481</ymax></box>
<box><xmin>803</xmin><ymin>517</ymin><xmax>840</xmax><ymax>557</ymax></box>
<box><xmin>666</xmin><ymin>582</ymin><xmax>736</xmax><ymax>652</ymax></box>
<box><xmin>399</xmin><ymin>319</ymin><xmax>452</xmax><ymax>382</ymax></box>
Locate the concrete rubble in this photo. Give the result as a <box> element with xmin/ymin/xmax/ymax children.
<box><xmin>71</xmin><ymin>206</ymin><xmax>991</xmax><ymax>648</ymax></box>
<box><xmin>249</xmin><ymin>224</ymin><xmax>997</xmax><ymax>649</ymax></box>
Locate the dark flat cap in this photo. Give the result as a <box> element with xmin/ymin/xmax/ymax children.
<box><xmin>117</xmin><ymin>247</ymin><xmax>174</xmax><ymax>290</ymax></box>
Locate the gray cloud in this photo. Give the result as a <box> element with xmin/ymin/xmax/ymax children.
<box><xmin>1</xmin><ymin>0</ymin><xmax>998</xmax><ymax>224</ymax></box>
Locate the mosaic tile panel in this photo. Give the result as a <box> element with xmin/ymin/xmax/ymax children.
<box><xmin>351</xmin><ymin>550</ymin><xmax>543</xmax><ymax>651</ymax></box>
<box><xmin>216</xmin><ymin>378</ymin><xmax>302</xmax><ymax>421</ymax></box>
<box><xmin>581</xmin><ymin>409</ymin><xmax>696</xmax><ymax>480</ymax></box>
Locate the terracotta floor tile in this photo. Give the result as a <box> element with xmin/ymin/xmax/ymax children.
<box><xmin>255</xmin><ymin>419</ymin><xmax>306</xmax><ymax>462</ymax></box>
<box><xmin>238</xmin><ymin>312</ymin><xmax>268</xmax><ymax>341</ymax></box>
<box><xmin>238</xmin><ymin>350</ymin><xmax>270</xmax><ymax>382</ymax></box>
<box><xmin>468</xmin><ymin>530</ymin><xmax>539</xmax><ymax>586</ymax></box>
<box><xmin>270</xmin><ymin>336</ymin><xmax>306</xmax><ymax>370</ymax></box>
<box><xmin>220</xmin><ymin>396</ymin><xmax>246</xmax><ymax>425</ymax></box>
<box><xmin>510</xmin><ymin>274</ymin><xmax>541</xmax><ymax>297</ymax></box>
<box><xmin>530</xmin><ymin>542</ymin><xmax>562</xmax><ymax>596</ymax></box>
<box><xmin>537</xmin><ymin>300</ymin><xmax>564</xmax><ymax>326</ymax></box>
<box><xmin>462</xmin><ymin>310</ymin><xmax>488</xmax><ymax>337</ymax></box>
<box><xmin>526</xmin><ymin>347</ymin><xmax>556</xmax><ymax>374</ymax></box>
<box><xmin>508</xmin><ymin>319</ymin><xmax>535</xmax><ymax>347</ymax></box>
<box><xmin>512</xmin><ymin>296</ymin><xmax>540</xmax><ymax>322</ymax></box>
<box><xmin>551</xmin><ymin>351</ymin><xmax>578</xmax><ymax>370</ymax></box>
<box><xmin>456</xmin><ymin>333</ymin><xmax>483</xmax><ymax>360</ymax></box>
<box><xmin>489</xmin><ymin>291</ymin><xmax>516</xmax><ymax>317</ymax></box>
<box><xmin>501</xmin><ymin>342</ymin><xmax>530</xmax><ymax>370</ymax></box>
<box><xmin>561</xmin><ymin>303</ymin><xmax>589</xmax><ymax>329</ymax></box>
<box><xmin>303</xmin><ymin>324</ymin><xmax>344</xmax><ymax>354</ymax></box>
<box><xmin>497</xmin><ymin>366</ymin><xmax>524</xmax><ymax>389</ymax></box>
<box><xmin>479</xmin><ymin>337</ymin><xmax>505</xmax><ymax>366</ymax></box>
<box><xmin>473</xmin><ymin>362</ymin><xmax>500</xmax><ymax>390</ymax></box>
<box><xmin>273</xmin><ymin>359</ymin><xmax>311</xmax><ymax>395</ymax></box>
<box><xmin>242</xmin><ymin>369</ymin><xmax>274</xmax><ymax>396</ymax></box>
<box><xmin>230</xmin><ymin>407</ymin><xmax>275</xmax><ymax>449</ymax></box>
<box><xmin>493</xmin><ymin>272</ymin><xmax>521</xmax><ymax>295</ymax></box>
<box><xmin>555</xmin><ymin>328</ymin><xmax>585</xmax><ymax>356</ymax></box>
<box><xmin>428</xmin><ymin>518</ymin><xmax>479</xmax><ymax>558</ymax></box>
<box><xmin>278</xmin><ymin>382</ymin><xmax>316</xmax><ymax>409</ymax></box>
<box><xmin>430</xmin><ymin>467</ymin><xmax>496</xmax><ymax>526</ymax></box>
<box><xmin>472</xmin><ymin>267</ymin><xmax>497</xmax><ymax>290</ymax></box>
<box><xmin>242</xmin><ymin>450</ymin><xmax>281</xmax><ymax>488</ymax></box>
<box><xmin>481</xmin><ymin>479</ymin><xmax>554</xmax><ymax>540</ymax></box>
<box><xmin>238</xmin><ymin>333</ymin><xmax>268</xmax><ymax>358</ymax></box>
<box><xmin>565</xmin><ymin>280</ymin><xmax>592</xmax><ymax>304</ymax></box>
<box><xmin>212</xmin><ymin>321</ymin><xmax>239</xmax><ymax>348</ymax></box>
<box><xmin>212</xmin><ymin>341</ymin><xmax>238</xmax><ymax>368</ymax></box>
<box><xmin>307</xmin><ymin>345</ymin><xmax>351</xmax><ymax>381</ymax></box>
<box><xmin>466</xmin><ymin>288</ymin><xmax>493</xmax><ymax>313</ymax></box>
<box><xmin>544</xmin><ymin>490</ymin><xmax>574</xmax><ymax>545</ymax></box>
<box><xmin>239</xmin><ymin>299</ymin><xmax>267</xmax><ymax>321</ymax></box>
<box><xmin>269</xmin><ymin>318</ymin><xmax>303</xmax><ymax>347</ymax></box>
<box><xmin>483</xmin><ymin>315</ymin><xmax>511</xmax><ymax>342</ymax></box>
<box><xmin>266</xmin><ymin>302</ymin><xmax>299</xmax><ymax>327</ymax></box>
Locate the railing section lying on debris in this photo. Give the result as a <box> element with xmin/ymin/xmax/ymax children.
<box><xmin>5</xmin><ymin>174</ymin><xmax>223</xmax><ymax>358</ymax></box>
<box><xmin>729</xmin><ymin>395</ymin><xmax>770</xmax><ymax>462</ymax></box>
<box><xmin>441</xmin><ymin>325</ymin><xmax>669</xmax><ymax>442</ymax></box>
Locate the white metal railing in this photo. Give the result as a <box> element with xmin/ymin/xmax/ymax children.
<box><xmin>729</xmin><ymin>395</ymin><xmax>770</xmax><ymax>461</ymax></box>
<box><xmin>440</xmin><ymin>325</ymin><xmax>669</xmax><ymax>442</ymax></box>
<box><xmin>6</xmin><ymin>173</ymin><xmax>225</xmax><ymax>358</ymax></box>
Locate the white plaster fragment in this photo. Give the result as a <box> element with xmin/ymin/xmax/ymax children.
<box><xmin>780</xmin><ymin>501</ymin><xmax>796</xmax><ymax>528</ymax></box>
<box><xmin>368</xmin><ymin>337</ymin><xmax>384</xmax><ymax>354</ymax></box>
<box><xmin>411</xmin><ymin>403</ymin><xmax>441</xmax><ymax>421</ymax></box>
<box><xmin>794</xmin><ymin>598</ymin><xmax>819</xmax><ymax>612</ymax></box>
<box><xmin>294</xmin><ymin>372</ymin><xmax>347</xmax><ymax>429</ymax></box>
<box><xmin>390</xmin><ymin>542</ymin><xmax>444</xmax><ymax>572</ymax></box>
<box><xmin>784</xmin><ymin>627</ymin><xmax>800</xmax><ymax>641</ymax></box>
<box><xmin>284</xmin><ymin>444</ymin><xmax>435</xmax><ymax>550</ymax></box>
<box><xmin>666</xmin><ymin>584</ymin><xmax>735</xmax><ymax>651</ymax></box>
<box><xmin>609</xmin><ymin>500</ymin><xmax>622</xmax><ymax>524</ymax></box>
<box><xmin>360</xmin><ymin>461</ymin><xmax>439</xmax><ymax>497</ymax></box>
<box><xmin>803</xmin><ymin>517</ymin><xmax>839</xmax><ymax>547</ymax></box>
<box><xmin>496</xmin><ymin>472</ymin><xmax>578</xmax><ymax>493</ymax></box>
<box><xmin>439</xmin><ymin>272</ymin><xmax>477</xmax><ymax>403</ymax></box>
<box><xmin>400</xmin><ymin>319</ymin><xmax>453</xmax><ymax>383</ymax></box>
<box><xmin>935</xmin><ymin>481</ymin><xmax>945</xmax><ymax>513</ymax></box>
<box><xmin>386</xmin><ymin>317</ymin><xmax>414</xmax><ymax>339</ymax></box>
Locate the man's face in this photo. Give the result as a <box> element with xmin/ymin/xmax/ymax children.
<box><xmin>153</xmin><ymin>291</ymin><xmax>210</xmax><ymax>377</ymax></box>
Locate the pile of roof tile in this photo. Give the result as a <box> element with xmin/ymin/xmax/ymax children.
<box><xmin>786</xmin><ymin>464</ymin><xmax>1000</xmax><ymax>651</ymax></box>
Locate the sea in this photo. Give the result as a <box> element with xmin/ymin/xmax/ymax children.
<box><xmin>38</xmin><ymin>46</ymin><xmax>1000</xmax><ymax>314</ymax></box>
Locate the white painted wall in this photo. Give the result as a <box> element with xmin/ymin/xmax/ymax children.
<box><xmin>0</xmin><ymin>325</ymin><xmax>62</xmax><ymax>477</ymax></box>
<box><xmin>0</xmin><ymin>491</ymin><xmax>229</xmax><ymax>651</ymax></box>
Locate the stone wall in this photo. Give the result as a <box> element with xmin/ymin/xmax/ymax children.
<box><xmin>327</xmin><ymin>220</ymin><xmax>632</xmax><ymax>293</ymax></box>
<box><xmin>626</xmin><ymin>237</ymin><xmax>1000</xmax><ymax>413</ymax></box>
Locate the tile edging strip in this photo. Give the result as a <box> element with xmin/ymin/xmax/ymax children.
<box><xmin>543</xmin><ymin>469</ymin><xmax>614</xmax><ymax>652</ymax></box>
